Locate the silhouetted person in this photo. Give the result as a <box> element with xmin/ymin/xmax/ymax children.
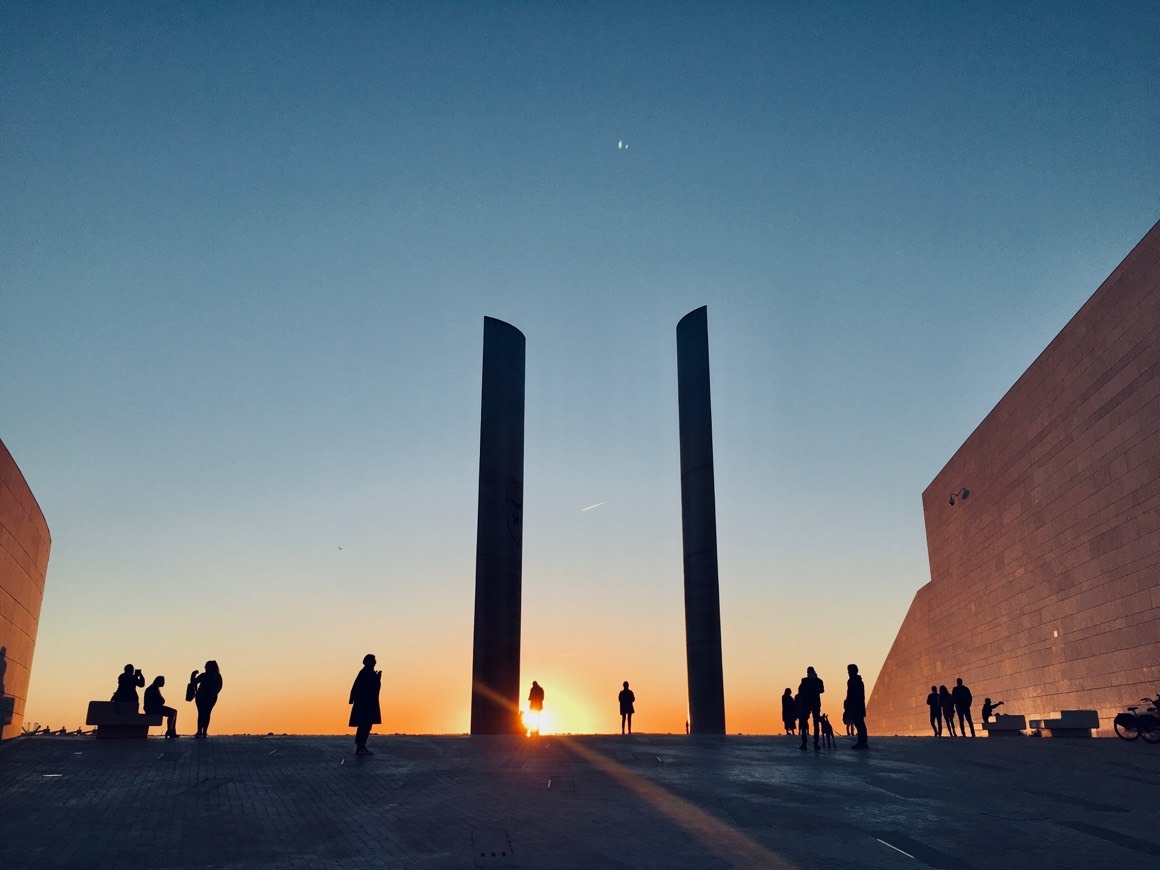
<box><xmin>797</xmin><ymin>666</ymin><xmax>824</xmax><ymax>751</ymax></box>
<box><xmin>952</xmin><ymin>677</ymin><xmax>975</xmax><ymax>736</ymax></box>
<box><xmin>845</xmin><ymin>663</ymin><xmax>868</xmax><ymax>749</ymax></box>
<box><xmin>190</xmin><ymin>660</ymin><xmax>223</xmax><ymax>738</ymax></box>
<box><xmin>939</xmin><ymin>685</ymin><xmax>956</xmax><ymax>737</ymax></box>
<box><xmin>143</xmin><ymin>676</ymin><xmax>178</xmax><ymax>737</ymax></box>
<box><xmin>348</xmin><ymin>653</ymin><xmax>382</xmax><ymax>755</ymax></box>
<box><xmin>527</xmin><ymin>681</ymin><xmax>544</xmax><ymax>735</ymax></box>
<box><xmin>111</xmin><ymin>664</ymin><xmax>145</xmax><ymax>709</ymax></box>
<box><xmin>618</xmin><ymin>681</ymin><xmax>635</xmax><ymax>734</ymax></box>
<box><xmin>981</xmin><ymin>697</ymin><xmax>1004</xmax><ymax>724</ymax></box>
<box><xmin>780</xmin><ymin>688</ymin><xmax>797</xmax><ymax>735</ymax></box>
<box><xmin>926</xmin><ymin>685</ymin><xmax>942</xmax><ymax>736</ymax></box>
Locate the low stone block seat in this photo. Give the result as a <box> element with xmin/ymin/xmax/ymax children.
<box><xmin>1028</xmin><ymin>710</ymin><xmax>1099</xmax><ymax>738</ymax></box>
<box><xmin>85</xmin><ymin>701</ymin><xmax>162</xmax><ymax>739</ymax></box>
<box><xmin>982</xmin><ymin>714</ymin><xmax>1027</xmax><ymax>735</ymax></box>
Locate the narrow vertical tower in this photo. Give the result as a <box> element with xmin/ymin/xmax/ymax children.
<box><xmin>676</xmin><ymin>306</ymin><xmax>726</xmax><ymax>734</ymax></box>
<box><xmin>470</xmin><ymin>317</ymin><xmax>526</xmax><ymax>735</ymax></box>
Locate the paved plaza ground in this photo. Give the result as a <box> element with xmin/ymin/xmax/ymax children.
<box><xmin>2</xmin><ymin>731</ymin><xmax>1159</xmax><ymax>868</ymax></box>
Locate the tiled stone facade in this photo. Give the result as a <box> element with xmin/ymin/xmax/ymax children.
<box><xmin>0</xmin><ymin>439</ymin><xmax>51</xmax><ymax>740</ymax></box>
<box><xmin>871</xmin><ymin>220</ymin><xmax>1160</xmax><ymax>736</ymax></box>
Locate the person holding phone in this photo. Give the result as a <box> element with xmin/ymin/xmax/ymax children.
<box><xmin>111</xmin><ymin>664</ymin><xmax>145</xmax><ymax>710</ymax></box>
<box><xmin>188</xmin><ymin>660</ymin><xmax>224</xmax><ymax>738</ymax></box>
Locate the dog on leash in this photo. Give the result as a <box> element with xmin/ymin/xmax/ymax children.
<box><xmin>820</xmin><ymin>713</ymin><xmax>836</xmax><ymax>748</ymax></box>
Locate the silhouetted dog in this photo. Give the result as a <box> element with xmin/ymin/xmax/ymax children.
<box><xmin>820</xmin><ymin>714</ymin><xmax>836</xmax><ymax>748</ymax></box>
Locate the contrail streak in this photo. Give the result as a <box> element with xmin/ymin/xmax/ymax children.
<box><xmin>581</xmin><ymin>502</ymin><xmax>606</xmax><ymax>512</ymax></box>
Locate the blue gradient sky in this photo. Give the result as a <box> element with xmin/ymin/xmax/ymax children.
<box><xmin>3</xmin><ymin>3</ymin><xmax>1158</xmax><ymax>733</ymax></box>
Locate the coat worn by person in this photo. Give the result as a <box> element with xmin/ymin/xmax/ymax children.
<box><xmin>143</xmin><ymin>685</ymin><xmax>166</xmax><ymax>715</ymax></box>
<box><xmin>939</xmin><ymin>689</ymin><xmax>955</xmax><ymax>718</ymax></box>
<box><xmin>798</xmin><ymin>675</ymin><xmax>824</xmax><ymax>714</ymax></box>
<box><xmin>952</xmin><ymin>683</ymin><xmax>972</xmax><ymax>712</ymax></box>
<box><xmin>195</xmin><ymin>671</ymin><xmax>223</xmax><ymax>703</ymax></box>
<box><xmin>348</xmin><ymin>666</ymin><xmax>382</xmax><ymax>727</ymax></box>
<box><xmin>846</xmin><ymin>674</ymin><xmax>866</xmax><ymax>719</ymax></box>
<box><xmin>781</xmin><ymin>693</ymin><xmax>798</xmax><ymax>726</ymax></box>
<box><xmin>112</xmin><ymin>671</ymin><xmax>143</xmax><ymax>706</ymax></box>
<box><xmin>618</xmin><ymin>688</ymin><xmax>635</xmax><ymax>715</ymax></box>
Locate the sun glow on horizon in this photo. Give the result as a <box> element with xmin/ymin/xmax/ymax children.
<box><xmin>520</xmin><ymin>707</ymin><xmax>549</xmax><ymax>735</ymax></box>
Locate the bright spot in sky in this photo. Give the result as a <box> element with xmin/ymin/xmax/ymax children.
<box><xmin>617</xmin><ymin>140</ymin><xmax>627</xmax><ymax>150</ymax></box>
<box><xmin>581</xmin><ymin>502</ymin><xmax>606</xmax><ymax>512</ymax></box>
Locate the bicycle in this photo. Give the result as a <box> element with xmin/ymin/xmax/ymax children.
<box><xmin>1113</xmin><ymin>696</ymin><xmax>1160</xmax><ymax>743</ymax></box>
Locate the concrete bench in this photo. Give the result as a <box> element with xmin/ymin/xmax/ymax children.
<box><xmin>85</xmin><ymin>701</ymin><xmax>162</xmax><ymax>739</ymax></box>
<box><xmin>1028</xmin><ymin>710</ymin><xmax>1099</xmax><ymax>738</ymax></box>
<box><xmin>982</xmin><ymin>714</ymin><xmax>1026</xmax><ymax>735</ymax></box>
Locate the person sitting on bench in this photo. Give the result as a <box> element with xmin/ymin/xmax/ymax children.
<box><xmin>144</xmin><ymin>676</ymin><xmax>179</xmax><ymax>738</ymax></box>
<box><xmin>981</xmin><ymin>697</ymin><xmax>1004</xmax><ymax>724</ymax></box>
<box><xmin>111</xmin><ymin>664</ymin><xmax>145</xmax><ymax>709</ymax></box>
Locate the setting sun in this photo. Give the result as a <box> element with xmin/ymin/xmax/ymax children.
<box><xmin>520</xmin><ymin>708</ymin><xmax>548</xmax><ymax>735</ymax></box>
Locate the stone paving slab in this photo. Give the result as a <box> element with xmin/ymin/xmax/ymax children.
<box><xmin>2</xmin><ymin>733</ymin><xmax>1159</xmax><ymax>868</ymax></box>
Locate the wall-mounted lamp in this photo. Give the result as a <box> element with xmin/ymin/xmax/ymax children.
<box><xmin>949</xmin><ymin>488</ymin><xmax>970</xmax><ymax>506</ymax></box>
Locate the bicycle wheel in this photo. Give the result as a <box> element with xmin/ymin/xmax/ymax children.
<box><xmin>1113</xmin><ymin>713</ymin><xmax>1139</xmax><ymax>741</ymax></box>
<box><xmin>1139</xmin><ymin>714</ymin><xmax>1160</xmax><ymax>744</ymax></box>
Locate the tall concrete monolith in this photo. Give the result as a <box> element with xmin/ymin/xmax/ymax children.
<box><xmin>470</xmin><ymin>317</ymin><xmax>526</xmax><ymax>735</ymax></box>
<box><xmin>676</xmin><ymin>306</ymin><xmax>726</xmax><ymax>734</ymax></box>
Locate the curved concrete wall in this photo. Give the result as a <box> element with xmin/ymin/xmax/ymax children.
<box><xmin>871</xmin><ymin>220</ymin><xmax>1160</xmax><ymax>736</ymax></box>
<box><xmin>0</xmin><ymin>439</ymin><xmax>51</xmax><ymax>740</ymax></box>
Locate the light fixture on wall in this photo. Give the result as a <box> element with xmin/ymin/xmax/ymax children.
<box><xmin>949</xmin><ymin>488</ymin><xmax>970</xmax><ymax>506</ymax></box>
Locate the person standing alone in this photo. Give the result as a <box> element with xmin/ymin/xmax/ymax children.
<box><xmin>845</xmin><ymin>664</ymin><xmax>868</xmax><ymax>749</ymax></box>
<box><xmin>797</xmin><ymin>666</ymin><xmax>824</xmax><ymax>751</ymax></box>
<box><xmin>349</xmin><ymin>654</ymin><xmax>382</xmax><ymax>756</ymax></box>
<box><xmin>781</xmin><ymin>688</ymin><xmax>797</xmax><ymax>735</ymax></box>
<box><xmin>926</xmin><ymin>685</ymin><xmax>942</xmax><ymax>736</ymax></box>
<box><xmin>618</xmin><ymin>681</ymin><xmax>636</xmax><ymax>734</ymax></box>
<box><xmin>189</xmin><ymin>660</ymin><xmax>223</xmax><ymax>739</ymax></box>
<box><xmin>527</xmin><ymin>681</ymin><xmax>545</xmax><ymax>735</ymax></box>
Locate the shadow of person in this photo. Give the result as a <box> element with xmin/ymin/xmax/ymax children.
<box><xmin>0</xmin><ymin>645</ymin><xmax>13</xmax><ymax>728</ymax></box>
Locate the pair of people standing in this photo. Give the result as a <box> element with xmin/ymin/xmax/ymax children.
<box><xmin>796</xmin><ymin>664</ymin><xmax>867</xmax><ymax>750</ymax></box>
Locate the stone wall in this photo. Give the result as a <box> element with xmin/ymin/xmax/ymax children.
<box><xmin>0</xmin><ymin>439</ymin><xmax>51</xmax><ymax>740</ymax></box>
<box><xmin>871</xmin><ymin>220</ymin><xmax>1160</xmax><ymax>736</ymax></box>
